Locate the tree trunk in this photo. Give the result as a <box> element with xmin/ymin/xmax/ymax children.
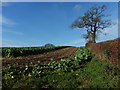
<box><xmin>92</xmin><ymin>32</ymin><xmax>96</xmax><ymax>43</ymax></box>
<box><xmin>92</xmin><ymin>24</ymin><xmax>97</xmax><ymax>43</ymax></box>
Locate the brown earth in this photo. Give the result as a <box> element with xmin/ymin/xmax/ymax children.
<box><xmin>86</xmin><ymin>38</ymin><xmax>120</xmax><ymax>68</ymax></box>
<box><xmin>2</xmin><ymin>47</ymin><xmax>79</xmax><ymax>66</ymax></box>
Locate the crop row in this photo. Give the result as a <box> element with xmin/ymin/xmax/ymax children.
<box><xmin>2</xmin><ymin>47</ymin><xmax>93</xmax><ymax>81</ymax></box>
<box><xmin>2</xmin><ymin>47</ymin><xmax>93</xmax><ymax>88</ymax></box>
<box><xmin>1</xmin><ymin>46</ymin><xmax>70</xmax><ymax>57</ymax></box>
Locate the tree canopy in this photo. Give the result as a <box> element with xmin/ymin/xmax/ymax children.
<box><xmin>44</xmin><ymin>43</ymin><xmax>55</xmax><ymax>47</ymax></box>
<box><xmin>71</xmin><ymin>5</ymin><xmax>112</xmax><ymax>43</ymax></box>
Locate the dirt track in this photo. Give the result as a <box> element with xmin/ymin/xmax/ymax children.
<box><xmin>2</xmin><ymin>47</ymin><xmax>79</xmax><ymax>66</ymax></box>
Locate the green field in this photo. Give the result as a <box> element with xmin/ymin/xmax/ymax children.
<box><xmin>2</xmin><ymin>46</ymin><xmax>70</xmax><ymax>57</ymax></box>
<box><xmin>2</xmin><ymin>47</ymin><xmax>120</xmax><ymax>88</ymax></box>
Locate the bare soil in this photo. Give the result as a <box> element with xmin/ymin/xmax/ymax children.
<box><xmin>2</xmin><ymin>47</ymin><xmax>79</xmax><ymax>66</ymax></box>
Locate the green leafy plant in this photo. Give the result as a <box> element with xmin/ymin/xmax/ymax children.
<box><xmin>2</xmin><ymin>47</ymin><xmax>94</xmax><ymax>88</ymax></box>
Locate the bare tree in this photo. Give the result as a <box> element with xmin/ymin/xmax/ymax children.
<box><xmin>71</xmin><ymin>5</ymin><xmax>112</xmax><ymax>43</ymax></box>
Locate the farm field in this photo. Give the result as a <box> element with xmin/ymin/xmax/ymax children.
<box><xmin>2</xmin><ymin>46</ymin><xmax>120</xmax><ymax>88</ymax></box>
<box><xmin>2</xmin><ymin>47</ymin><xmax>78</xmax><ymax>65</ymax></box>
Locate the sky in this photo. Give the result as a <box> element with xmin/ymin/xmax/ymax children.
<box><xmin>1</xmin><ymin>2</ymin><xmax>118</xmax><ymax>47</ymax></box>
